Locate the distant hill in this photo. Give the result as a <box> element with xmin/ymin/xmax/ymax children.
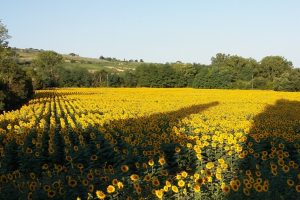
<box><xmin>13</xmin><ymin>48</ymin><xmax>144</xmax><ymax>73</ymax></box>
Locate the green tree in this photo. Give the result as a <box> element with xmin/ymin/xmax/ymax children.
<box><xmin>136</xmin><ymin>64</ymin><xmax>152</xmax><ymax>87</ymax></box>
<box><xmin>274</xmin><ymin>69</ymin><xmax>300</xmax><ymax>91</ymax></box>
<box><xmin>108</xmin><ymin>73</ymin><xmax>123</xmax><ymax>87</ymax></box>
<box><xmin>0</xmin><ymin>20</ymin><xmax>33</xmax><ymax>111</ymax></box>
<box><xmin>193</xmin><ymin>66</ymin><xmax>234</xmax><ymax>89</ymax></box>
<box><xmin>32</xmin><ymin>51</ymin><xmax>63</xmax><ymax>88</ymax></box>
<box><xmin>91</xmin><ymin>70</ymin><xmax>108</xmax><ymax>87</ymax></box>
<box><xmin>259</xmin><ymin>56</ymin><xmax>293</xmax><ymax>81</ymax></box>
<box><xmin>57</xmin><ymin>67</ymin><xmax>92</xmax><ymax>87</ymax></box>
<box><xmin>123</xmin><ymin>71</ymin><xmax>137</xmax><ymax>87</ymax></box>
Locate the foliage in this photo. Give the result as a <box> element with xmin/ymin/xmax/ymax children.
<box><xmin>14</xmin><ymin>46</ymin><xmax>300</xmax><ymax>92</ymax></box>
<box><xmin>274</xmin><ymin>69</ymin><xmax>300</xmax><ymax>91</ymax></box>
<box><xmin>31</xmin><ymin>51</ymin><xmax>63</xmax><ymax>88</ymax></box>
<box><xmin>0</xmin><ymin>20</ymin><xmax>33</xmax><ymax>112</ymax></box>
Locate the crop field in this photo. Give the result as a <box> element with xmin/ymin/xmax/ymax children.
<box><xmin>0</xmin><ymin>88</ymin><xmax>300</xmax><ymax>200</ymax></box>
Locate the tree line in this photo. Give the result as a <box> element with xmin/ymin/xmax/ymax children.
<box><xmin>26</xmin><ymin>52</ymin><xmax>299</xmax><ymax>91</ymax></box>
<box><xmin>1</xmin><ymin>20</ymin><xmax>300</xmax><ymax>112</ymax></box>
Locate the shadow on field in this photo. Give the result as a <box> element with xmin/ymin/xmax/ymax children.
<box><xmin>99</xmin><ymin>101</ymin><xmax>220</xmax><ymax>175</ymax></box>
<box><xmin>225</xmin><ymin>99</ymin><xmax>300</xmax><ymax>200</ymax></box>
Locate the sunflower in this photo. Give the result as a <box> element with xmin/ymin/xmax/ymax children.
<box><xmin>282</xmin><ymin>165</ymin><xmax>290</xmax><ymax>173</ymax></box>
<box><xmin>161</xmin><ymin>170</ymin><xmax>168</xmax><ymax>176</ymax></box>
<box><xmin>143</xmin><ymin>174</ymin><xmax>151</xmax><ymax>182</ymax></box>
<box><xmin>181</xmin><ymin>171</ymin><xmax>188</xmax><ymax>178</ymax></box>
<box><xmin>43</xmin><ymin>185</ymin><xmax>51</xmax><ymax>191</ymax></box>
<box><xmin>230</xmin><ymin>181</ymin><xmax>239</xmax><ymax>192</ymax></box>
<box><xmin>65</xmin><ymin>155</ymin><xmax>72</xmax><ymax>162</ymax></box>
<box><xmin>164</xmin><ymin>180</ymin><xmax>171</xmax><ymax>188</ymax></box>
<box><xmin>73</xmin><ymin>145</ymin><xmax>79</xmax><ymax>151</ymax></box>
<box><xmin>121</xmin><ymin>165</ymin><xmax>129</xmax><ymax>173</ymax></box>
<box><xmin>42</xmin><ymin>164</ymin><xmax>49</xmax><ymax>170</ymax></box>
<box><xmin>278</xmin><ymin>154</ymin><xmax>284</xmax><ymax>159</ymax></box>
<box><xmin>130</xmin><ymin>174</ymin><xmax>139</xmax><ymax>182</ymax></box>
<box><xmin>278</xmin><ymin>143</ymin><xmax>285</xmax><ymax>149</ymax></box>
<box><xmin>270</xmin><ymin>163</ymin><xmax>277</xmax><ymax>170</ymax></box>
<box><xmin>135</xmin><ymin>162</ymin><xmax>140</xmax><ymax>169</ymax></box>
<box><xmin>216</xmin><ymin>173</ymin><xmax>223</xmax><ymax>181</ymax></box>
<box><xmin>172</xmin><ymin>185</ymin><xmax>179</xmax><ymax>193</ymax></box>
<box><xmin>117</xmin><ymin>181</ymin><xmax>124</xmax><ymax>189</ymax></box>
<box><xmin>30</xmin><ymin>172</ymin><xmax>36</xmax><ymax>179</ymax></box>
<box><xmin>148</xmin><ymin>159</ymin><xmax>154</xmax><ymax>166</ymax></box>
<box><xmin>158</xmin><ymin>157</ymin><xmax>166</xmax><ymax>165</ymax></box>
<box><xmin>245</xmin><ymin>182</ymin><xmax>252</xmax><ymax>189</ymax></box>
<box><xmin>296</xmin><ymin>185</ymin><xmax>300</xmax><ymax>192</ymax></box>
<box><xmin>206</xmin><ymin>162</ymin><xmax>214</xmax><ymax>170</ymax></box>
<box><xmin>87</xmin><ymin>173</ymin><xmax>94</xmax><ymax>181</ymax></box>
<box><xmin>243</xmin><ymin>188</ymin><xmax>250</xmax><ymax>196</ymax></box>
<box><xmin>245</xmin><ymin>170</ymin><xmax>252</xmax><ymax>176</ymax></box>
<box><xmin>255</xmin><ymin>171</ymin><xmax>261</xmax><ymax>177</ymax></box>
<box><xmin>256</xmin><ymin>178</ymin><xmax>262</xmax><ymax>184</ymax></box>
<box><xmin>175</xmin><ymin>147</ymin><xmax>181</xmax><ymax>153</ymax></box>
<box><xmin>58</xmin><ymin>187</ymin><xmax>65</xmax><ymax>195</ymax></box>
<box><xmin>194</xmin><ymin>184</ymin><xmax>200</xmax><ymax>192</ymax></box>
<box><xmin>52</xmin><ymin>181</ymin><xmax>60</xmax><ymax>189</ymax></box>
<box><xmin>90</xmin><ymin>155</ymin><xmax>98</xmax><ymax>161</ymax></box>
<box><xmin>68</xmin><ymin>179</ymin><xmax>77</xmax><ymax>188</ymax></box>
<box><xmin>271</xmin><ymin>169</ymin><xmax>278</xmax><ymax>176</ymax></box>
<box><xmin>107</xmin><ymin>185</ymin><xmax>115</xmax><ymax>194</ymax></box>
<box><xmin>155</xmin><ymin>189</ymin><xmax>164</xmax><ymax>199</ymax></box>
<box><xmin>29</xmin><ymin>182</ymin><xmax>37</xmax><ymax>191</ymax></box>
<box><xmin>27</xmin><ymin>192</ymin><xmax>33</xmax><ymax>200</ymax></box>
<box><xmin>263</xmin><ymin>184</ymin><xmax>269</xmax><ymax>192</ymax></box>
<box><xmin>222</xmin><ymin>185</ymin><xmax>230</xmax><ymax>194</ymax></box>
<box><xmin>287</xmin><ymin>179</ymin><xmax>294</xmax><ymax>187</ymax></box>
<box><xmin>82</xmin><ymin>179</ymin><xmax>89</xmax><ymax>187</ymax></box>
<box><xmin>89</xmin><ymin>184</ymin><xmax>94</xmax><ymax>192</ymax></box>
<box><xmin>218</xmin><ymin>158</ymin><xmax>225</xmax><ymax>164</ymax></box>
<box><xmin>254</xmin><ymin>184</ymin><xmax>263</xmax><ymax>192</ymax></box>
<box><xmin>47</xmin><ymin>190</ymin><xmax>56</xmax><ymax>198</ymax></box>
<box><xmin>135</xmin><ymin>186</ymin><xmax>142</xmax><ymax>194</ymax></box>
<box><xmin>178</xmin><ymin>180</ymin><xmax>185</xmax><ymax>187</ymax></box>
<box><xmin>133</xmin><ymin>183</ymin><xmax>140</xmax><ymax>189</ymax></box>
<box><xmin>163</xmin><ymin>185</ymin><xmax>169</xmax><ymax>192</ymax></box>
<box><xmin>96</xmin><ymin>190</ymin><xmax>106</xmax><ymax>199</ymax></box>
<box><xmin>152</xmin><ymin>178</ymin><xmax>160</xmax><ymax>186</ymax></box>
<box><xmin>111</xmin><ymin>179</ymin><xmax>118</xmax><ymax>186</ymax></box>
<box><xmin>142</xmin><ymin>163</ymin><xmax>148</xmax><ymax>169</ymax></box>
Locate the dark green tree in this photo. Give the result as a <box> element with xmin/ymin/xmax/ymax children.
<box><xmin>0</xmin><ymin>20</ymin><xmax>33</xmax><ymax>111</ymax></box>
<box><xmin>123</xmin><ymin>71</ymin><xmax>137</xmax><ymax>87</ymax></box>
<box><xmin>259</xmin><ymin>56</ymin><xmax>293</xmax><ymax>81</ymax></box>
<box><xmin>108</xmin><ymin>73</ymin><xmax>123</xmax><ymax>87</ymax></box>
<box><xmin>274</xmin><ymin>69</ymin><xmax>300</xmax><ymax>91</ymax></box>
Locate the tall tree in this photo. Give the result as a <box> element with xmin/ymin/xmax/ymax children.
<box><xmin>32</xmin><ymin>51</ymin><xmax>63</xmax><ymax>88</ymax></box>
<box><xmin>0</xmin><ymin>20</ymin><xmax>33</xmax><ymax>111</ymax></box>
<box><xmin>259</xmin><ymin>56</ymin><xmax>293</xmax><ymax>81</ymax></box>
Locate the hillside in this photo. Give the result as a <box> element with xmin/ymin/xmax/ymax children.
<box><xmin>13</xmin><ymin>48</ymin><xmax>143</xmax><ymax>73</ymax></box>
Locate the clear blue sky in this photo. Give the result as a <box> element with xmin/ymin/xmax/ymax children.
<box><xmin>1</xmin><ymin>0</ymin><xmax>300</xmax><ymax>66</ymax></box>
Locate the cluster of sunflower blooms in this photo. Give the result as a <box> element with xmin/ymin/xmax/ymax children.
<box><xmin>0</xmin><ymin>88</ymin><xmax>300</xmax><ymax>199</ymax></box>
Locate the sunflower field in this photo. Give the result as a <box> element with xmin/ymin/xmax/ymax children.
<box><xmin>0</xmin><ymin>88</ymin><xmax>299</xmax><ymax>200</ymax></box>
